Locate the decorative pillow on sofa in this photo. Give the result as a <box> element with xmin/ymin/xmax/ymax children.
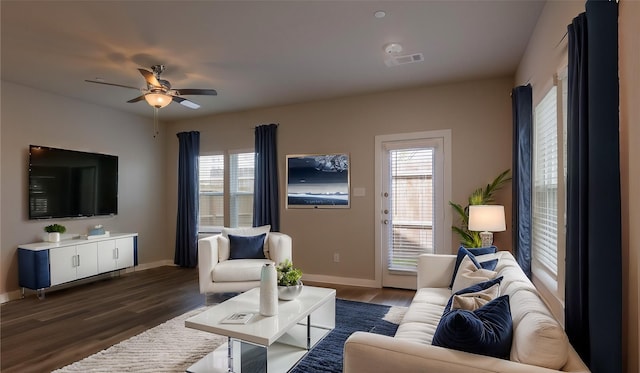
<box><xmin>465</xmin><ymin>245</ymin><xmax>498</xmax><ymax>256</ymax></box>
<box><xmin>451</xmin><ymin>255</ymin><xmax>498</xmax><ymax>293</ymax></box>
<box><xmin>479</xmin><ymin>258</ymin><xmax>499</xmax><ymax>271</ymax></box>
<box><xmin>228</xmin><ymin>233</ymin><xmax>267</xmax><ymax>259</ymax></box>
<box><xmin>451</xmin><ymin>283</ymin><xmax>500</xmax><ymax>311</ymax></box>
<box><xmin>222</xmin><ymin>225</ymin><xmax>271</xmax><ymax>259</ymax></box>
<box><xmin>466</xmin><ymin>246</ymin><xmax>499</xmax><ymax>270</ymax></box>
<box><xmin>449</xmin><ymin>247</ymin><xmax>482</xmax><ymax>288</ymax></box>
<box><xmin>433</xmin><ymin>295</ymin><xmax>513</xmax><ymax>360</ymax></box>
<box><xmin>444</xmin><ymin>276</ymin><xmax>504</xmax><ymax>314</ymax></box>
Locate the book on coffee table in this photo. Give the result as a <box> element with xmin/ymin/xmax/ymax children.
<box><xmin>221</xmin><ymin>312</ymin><xmax>255</xmax><ymax>324</ymax></box>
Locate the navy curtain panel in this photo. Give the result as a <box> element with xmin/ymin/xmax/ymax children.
<box><xmin>565</xmin><ymin>2</ymin><xmax>621</xmax><ymax>372</ymax></box>
<box><xmin>511</xmin><ymin>84</ymin><xmax>532</xmax><ymax>279</ymax></box>
<box><xmin>253</xmin><ymin>124</ymin><xmax>280</xmax><ymax>231</ymax></box>
<box><xmin>174</xmin><ymin>131</ymin><xmax>200</xmax><ymax>268</ymax></box>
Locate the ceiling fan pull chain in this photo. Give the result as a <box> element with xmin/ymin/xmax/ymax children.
<box><xmin>153</xmin><ymin>107</ymin><xmax>159</xmax><ymax>138</ymax></box>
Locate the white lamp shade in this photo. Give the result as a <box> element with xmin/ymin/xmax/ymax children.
<box><xmin>145</xmin><ymin>92</ymin><xmax>172</xmax><ymax>108</ymax></box>
<box><xmin>468</xmin><ymin>205</ymin><xmax>506</xmax><ymax>232</ymax></box>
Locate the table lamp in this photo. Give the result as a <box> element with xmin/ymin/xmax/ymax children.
<box><xmin>468</xmin><ymin>205</ymin><xmax>506</xmax><ymax>247</ymax></box>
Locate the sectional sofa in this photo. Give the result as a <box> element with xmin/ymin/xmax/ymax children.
<box><xmin>344</xmin><ymin>250</ymin><xmax>590</xmax><ymax>373</ymax></box>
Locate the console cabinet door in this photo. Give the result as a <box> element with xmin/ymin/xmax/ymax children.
<box><xmin>114</xmin><ymin>237</ymin><xmax>134</xmax><ymax>269</ymax></box>
<box><xmin>75</xmin><ymin>243</ymin><xmax>98</xmax><ymax>279</ymax></box>
<box><xmin>97</xmin><ymin>240</ymin><xmax>117</xmax><ymax>273</ymax></box>
<box><xmin>49</xmin><ymin>246</ymin><xmax>78</xmax><ymax>286</ymax></box>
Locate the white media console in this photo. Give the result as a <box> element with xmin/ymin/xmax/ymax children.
<box><xmin>18</xmin><ymin>233</ymin><xmax>138</xmax><ymax>299</ymax></box>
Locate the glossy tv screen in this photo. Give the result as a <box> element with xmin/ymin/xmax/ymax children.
<box><xmin>28</xmin><ymin>145</ymin><xmax>118</xmax><ymax>219</ymax></box>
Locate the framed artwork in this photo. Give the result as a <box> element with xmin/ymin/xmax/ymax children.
<box><xmin>286</xmin><ymin>153</ymin><xmax>350</xmax><ymax>209</ymax></box>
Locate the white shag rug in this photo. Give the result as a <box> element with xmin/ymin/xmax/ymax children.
<box><xmin>53</xmin><ymin>307</ymin><xmax>226</xmax><ymax>373</ymax></box>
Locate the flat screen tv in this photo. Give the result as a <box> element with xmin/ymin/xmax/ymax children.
<box><xmin>28</xmin><ymin>145</ymin><xmax>118</xmax><ymax>219</ymax></box>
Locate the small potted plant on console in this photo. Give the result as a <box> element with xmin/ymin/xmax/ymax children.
<box><xmin>276</xmin><ymin>259</ymin><xmax>303</xmax><ymax>300</ymax></box>
<box><xmin>44</xmin><ymin>223</ymin><xmax>66</xmax><ymax>243</ymax></box>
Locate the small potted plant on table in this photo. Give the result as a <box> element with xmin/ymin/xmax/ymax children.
<box><xmin>276</xmin><ymin>259</ymin><xmax>303</xmax><ymax>300</ymax></box>
<box><xmin>44</xmin><ymin>223</ymin><xmax>66</xmax><ymax>243</ymax></box>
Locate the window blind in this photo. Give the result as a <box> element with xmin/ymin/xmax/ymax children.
<box><xmin>199</xmin><ymin>155</ymin><xmax>224</xmax><ymax>232</ymax></box>
<box><xmin>533</xmin><ymin>87</ymin><xmax>559</xmax><ymax>278</ymax></box>
<box><xmin>229</xmin><ymin>152</ymin><xmax>255</xmax><ymax>228</ymax></box>
<box><xmin>388</xmin><ymin>148</ymin><xmax>435</xmax><ymax>271</ymax></box>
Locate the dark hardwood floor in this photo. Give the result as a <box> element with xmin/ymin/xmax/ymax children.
<box><xmin>1</xmin><ymin>266</ymin><xmax>415</xmax><ymax>373</ymax></box>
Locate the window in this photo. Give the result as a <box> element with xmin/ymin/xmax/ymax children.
<box><xmin>532</xmin><ymin>71</ymin><xmax>568</xmax><ymax>299</ymax></box>
<box><xmin>198</xmin><ymin>152</ymin><xmax>255</xmax><ymax>232</ymax></box>
<box><xmin>199</xmin><ymin>154</ymin><xmax>224</xmax><ymax>233</ymax></box>
<box><xmin>389</xmin><ymin>147</ymin><xmax>435</xmax><ymax>271</ymax></box>
<box><xmin>229</xmin><ymin>152</ymin><xmax>255</xmax><ymax>228</ymax></box>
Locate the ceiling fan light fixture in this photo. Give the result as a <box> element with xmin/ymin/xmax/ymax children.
<box><xmin>145</xmin><ymin>92</ymin><xmax>171</xmax><ymax>108</ymax></box>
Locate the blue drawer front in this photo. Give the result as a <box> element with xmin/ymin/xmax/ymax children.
<box><xmin>134</xmin><ymin>236</ymin><xmax>138</xmax><ymax>266</ymax></box>
<box><xmin>18</xmin><ymin>249</ymin><xmax>51</xmax><ymax>290</ymax></box>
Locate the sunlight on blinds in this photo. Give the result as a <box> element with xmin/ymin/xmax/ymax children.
<box><xmin>230</xmin><ymin>152</ymin><xmax>255</xmax><ymax>228</ymax></box>
<box><xmin>533</xmin><ymin>87</ymin><xmax>558</xmax><ymax>278</ymax></box>
<box><xmin>388</xmin><ymin>148</ymin><xmax>435</xmax><ymax>271</ymax></box>
<box><xmin>199</xmin><ymin>155</ymin><xmax>224</xmax><ymax>231</ymax></box>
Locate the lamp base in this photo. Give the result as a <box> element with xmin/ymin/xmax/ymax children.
<box><xmin>479</xmin><ymin>231</ymin><xmax>493</xmax><ymax>248</ymax></box>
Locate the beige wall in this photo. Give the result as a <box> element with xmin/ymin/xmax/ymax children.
<box><xmin>620</xmin><ymin>1</ymin><xmax>640</xmax><ymax>372</ymax></box>
<box><xmin>165</xmin><ymin>77</ymin><xmax>513</xmax><ymax>284</ymax></box>
<box><xmin>0</xmin><ymin>81</ymin><xmax>169</xmax><ymax>299</ymax></box>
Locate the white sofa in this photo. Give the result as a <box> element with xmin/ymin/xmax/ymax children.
<box><xmin>197</xmin><ymin>227</ymin><xmax>292</xmax><ymax>294</ymax></box>
<box><xmin>344</xmin><ymin>251</ymin><xmax>590</xmax><ymax>373</ymax></box>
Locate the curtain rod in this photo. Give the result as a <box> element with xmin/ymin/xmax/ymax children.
<box><xmin>555</xmin><ymin>31</ymin><xmax>568</xmax><ymax>49</ymax></box>
<box><xmin>517</xmin><ymin>29</ymin><xmax>569</xmax><ymax>88</ymax></box>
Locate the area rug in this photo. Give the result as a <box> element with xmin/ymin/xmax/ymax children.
<box><xmin>54</xmin><ymin>299</ymin><xmax>406</xmax><ymax>373</ymax></box>
<box><xmin>290</xmin><ymin>299</ymin><xmax>406</xmax><ymax>373</ymax></box>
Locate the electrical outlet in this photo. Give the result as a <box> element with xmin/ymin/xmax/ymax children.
<box><xmin>333</xmin><ymin>252</ymin><xmax>340</xmax><ymax>263</ymax></box>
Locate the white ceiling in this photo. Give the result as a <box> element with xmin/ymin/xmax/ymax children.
<box><xmin>1</xmin><ymin>1</ymin><xmax>545</xmax><ymax>121</ymax></box>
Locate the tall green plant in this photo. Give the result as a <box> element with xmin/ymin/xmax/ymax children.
<box><xmin>449</xmin><ymin>169</ymin><xmax>511</xmax><ymax>248</ymax></box>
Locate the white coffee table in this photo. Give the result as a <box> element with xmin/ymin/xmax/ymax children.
<box><xmin>185</xmin><ymin>286</ymin><xmax>336</xmax><ymax>373</ymax></box>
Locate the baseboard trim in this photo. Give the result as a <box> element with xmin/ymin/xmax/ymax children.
<box><xmin>0</xmin><ymin>290</ymin><xmax>23</xmax><ymax>304</ymax></box>
<box><xmin>0</xmin><ymin>260</ymin><xmax>177</xmax><ymax>304</ymax></box>
<box><xmin>129</xmin><ymin>260</ymin><xmax>176</xmax><ymax>272</ymax></box>
<box><xmin>302</xmin><ymin>273</ymin><xmax>379</xmax><ymax>288</ymax></box>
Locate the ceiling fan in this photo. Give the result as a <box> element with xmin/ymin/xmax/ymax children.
<box><xmin>85</xmin><ymin>64</ymin><xmax>217</xmax><ymax>109</ymax></box>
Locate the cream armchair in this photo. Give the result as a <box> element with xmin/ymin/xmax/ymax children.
<box><xmin>198</xmin><ymin>226</ymin><xmax>292</xmax><ymax>295</ymax></box>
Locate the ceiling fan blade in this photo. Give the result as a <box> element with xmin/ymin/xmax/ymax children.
<box><xmin>172</xmin><ymin>96</ymin><xmax>200</xmax><ymax>109</ymax></box>
<box><xmin>174</xmin><ymin>88</ymin><xmax>217</xmax><ymax>96</ymax></box>
<box><xmin>85</xmin><ymin>79</ymin><xmax>140</xmax><ymax>90</ymax></box>
<box><xmin>138</xmin><ymin>68</ymin><xmax>161</xmax><ymax>88</ymax></box>
<box><xmin>127</xmin><ymin>95</ymin><xmax>146</xmax><ymax>103</ymax></box>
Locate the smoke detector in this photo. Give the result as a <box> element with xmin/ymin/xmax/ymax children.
<box><xmin>383</xmin><ymin>42</ymin><xmax>403</xmax><ymax>55</ymax></box>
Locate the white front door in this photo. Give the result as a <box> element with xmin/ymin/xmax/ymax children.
<box><xmin>375</xmin><ymin>131</ymin><xmax>451</xmax><ymax>289</ymax></box>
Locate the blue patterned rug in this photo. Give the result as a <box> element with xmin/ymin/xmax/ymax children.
<box><xmin>289</xmin><ymin>299</ymin><xmax>405</xmax><ymax>373</ymax></box>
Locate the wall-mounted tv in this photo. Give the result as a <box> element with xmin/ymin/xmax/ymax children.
<box><xmin>28</xmin><ymin>145</ymin><xmax>118</xmax><ymax>219</ymax></box>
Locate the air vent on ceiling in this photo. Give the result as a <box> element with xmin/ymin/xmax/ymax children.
<box><xmin>384</xmin><ymin>53</ymin><xmax>424</xmax><ymax>67</ymax></box>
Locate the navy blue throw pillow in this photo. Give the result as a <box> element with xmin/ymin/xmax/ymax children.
<box><xmin>444</xmin><ymin>276</ymin><xmax>504</xmax><ymax>314</ymax></box>
<box><xmin>480</xmin><ymin>259</ymin><xmax>499</xmax><ymax>271</ymax></box>
<box><xmin>433</xmin><ymin>295</ymin><xmax>513</xmax><ymax>360</ymax></box>
<box><xmin>228</xmin><ymin>233</ymin><xmax>267</xmax><ymax>259</ymax></box>
<box><xmin>449</xmin><ymin>247</ymin><xmax>482</xmax><ymax>288</ymax></box>
<box><xmin>465</xmin><ymin>245</ymin><xmax>498</xmax><ymax>256</ymax></box>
